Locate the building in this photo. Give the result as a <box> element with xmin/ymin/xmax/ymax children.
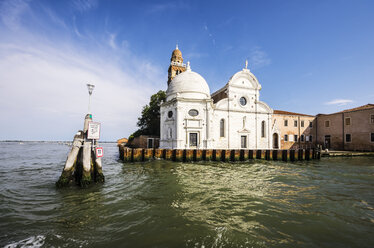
<box><xmin>272</xmin><ymin>111</ymin><xmax>316</xmax><ymax>150</ymax></box>
<box><xmin>316</xmin><ymin>104</ymin><xmax>374</xmax><ymax>151</ymax></box>
<box><xmin>126</xmin><ymin>135</ymin><xmax>160</xmax><ymax>149</ymax></box>
<box><xmin>167</xmin><ymin>44</ymin><xmax>186</xmax><ymax>85</ymax></box>
<box><xmin>117</xmin><ymin>137</ymin><xmax>128</xmax><ymax>146</ymax></box>
<box><xmin>160</xmin><ymin>46</ymin><xmax>273</xmax><ymax>149</ymax></box>
<box><xmin>158</xmin><ymin>46</ymin><xmax>374</xmax><ymax>151</ymax></box>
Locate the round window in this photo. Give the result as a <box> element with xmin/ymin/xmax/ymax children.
<box><xmin>188</xmin><ymin>109</ymin><xmax>199</xmax><ymax>117</ymax></box>
<box><xmin>239</xmin><ymin>97</ymin><xmax>247</xmax><ymax>106</ymax></box>
<box><xmin>168</xmin><ymin>111</ymin><xmax>173</xmax><ymax>118</ymax></box>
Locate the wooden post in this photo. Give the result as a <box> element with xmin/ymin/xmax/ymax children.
<box><xmin>249</xmin><ymin>150</ymin><xmax>255</xmax><ymax>160</ymax></box>
<box><xmin>290</xmin><ymin>150</ymin><xmax>295</xmax><ymax>162</ymax></box>
<box><xmin>93</xmin><ymin>149</ymin><xmax>104</xmax><ymax>183</ymax></box>
<box><xmin>144</xmin><ymin>149</ymin><xmax>154</xmax><ymax>161</ymax></box>
<box><xmin>80</xmin><ymin>140</ymin><xmax>92</xmax><ymax>187</ymax></box>
<box><xmin>214</xmin><ymin>149</ymin><xmax>222</xmax><ymax>161</ymax></box>
<box><xmin>175</xmin><ymin>149</ymin><xmax>183</xmax><ymax>162</ymax></box>
<box><xmin>154</xmin><ymin>149</ymin><xmax>163</xmax><ymax>159</ymax></box>
<box><xmin>186</xmin><ymin>149</ymin><xmax>193</xmax><ymax>162</ymax></box>
<box><xmin>57</xmin><ymin>114</ymin><xmax>105</xmax><ymax>188</ymax></box>
<box><xmin>224</xmin><ymin>150</ymin><xmax>231</xmax><ymax>162</ymax></box>
<box><xmin>195</xmin><ymin>149</ymin><xmax>203</xmax><ymax>161</ymax></box>
<box><xmin>233</xmin><ymin>150</ymin><xmax>240</xmax><ymax>161</ymax></box>
<box><xmin>265</xmin><ymin>150</ymin><xmax>271</xmax><ymax>160</ymax></box>
<box><xmin>56</xmin><ymin>132</ymin><xmax>83</xmax><ymax>187</ymax></box>
<box><xmin>205</xmin><ymin>150</ymin><xmax>213</xmax><ymax>161</ymax></box>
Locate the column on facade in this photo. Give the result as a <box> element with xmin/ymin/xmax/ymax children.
<box><xmin>175</xmin><ymin>104</ymin><xmax>179</xmax><ymax>149</ymax></box>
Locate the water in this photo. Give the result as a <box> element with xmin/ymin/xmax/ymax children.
<box><xmin>0</xmin><ymin>142</ymin><xmax>373</xmax><ymax>248</ymax></box>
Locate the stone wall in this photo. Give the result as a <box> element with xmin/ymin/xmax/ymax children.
<box><xmin>316</xmin><ymin>108</ymin><xmax>374</xmax><ymax>151</ymax></box>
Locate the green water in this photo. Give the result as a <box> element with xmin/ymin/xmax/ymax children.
<box><xmin>0</xmin><ymin>142</ymin><xmax>373</xmax><ymax>247</ymax></box>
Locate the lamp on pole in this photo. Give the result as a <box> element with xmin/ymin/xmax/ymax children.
<box><xmin>87</xmin><ymin>84</ymin><xmax>95</xmax><ymax>114</ymax></box>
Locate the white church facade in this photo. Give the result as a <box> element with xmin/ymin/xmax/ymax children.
<box><xmin>160</xmin><ymin>46</ymin><xmax>277</xmax><ymax>149</ymax></box>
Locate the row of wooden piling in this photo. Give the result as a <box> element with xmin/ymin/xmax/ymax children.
<box><xmin>119</xmin><ymin>146</ymin><xmax>321</xmax><ymax>163</ymax></box>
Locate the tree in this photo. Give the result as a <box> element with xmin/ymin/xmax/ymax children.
<box><xmin>129</xmin><ymin>90</ymin><xmax>166</xmax><ymax>140</ymax></box>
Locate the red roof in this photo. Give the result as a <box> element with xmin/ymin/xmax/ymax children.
<box><xmin>317</xmin><ymin>104</ymin><xmax>374</xmax><ymax>116</ymax></box>
<box><xmin>273</xmin><ymin>110</ymin><xmax>314</xmax><ymax>117</ymax></box>
<box><xmin>337</xmin><ymin>104</ymin><xmax>374</xmax><ymax>113</ymax></box>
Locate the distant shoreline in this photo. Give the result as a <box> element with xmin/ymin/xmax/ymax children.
<box><xmin>0</xmin><ymin>140</ymin><xmax>116</xmax><ymax>143</ymax></box>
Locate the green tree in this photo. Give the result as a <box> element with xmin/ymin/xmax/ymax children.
<box><xmin>130</xmin><ymin>90</ymin><xmax>166</xmax><ymax>139</ymax></box>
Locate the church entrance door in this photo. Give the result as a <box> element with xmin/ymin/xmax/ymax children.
<box><xmin>273</xmin><ymin>133</ymin><xmax>279</xmax><ymax>149</ymax></box>
<box><xmin>241</xmin><ymin>135</ymin><xmax>247</xmax><ymax>148</ymax></box>
<box><xmin>189</xmin><ymin>133</ymin><xmax>198</xmax><ymax>147</ymax></box>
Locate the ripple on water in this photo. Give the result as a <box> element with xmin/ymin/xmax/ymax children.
<box><xmin>1</xmin><ymin>143</ymin><xmax>374</xmax><ymax>247</ymax></box>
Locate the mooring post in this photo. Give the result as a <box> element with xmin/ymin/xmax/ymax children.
<box><xmin>56</xmin><ymin>132</ymin><xmax>84</xmax><ymax>187</ymax></box>
<box><xmin>93</xmin><ymin>148</ymin><xmax>104</xmax><ymax>183</ymax></box>
<box><xmin>81</xmin><ymin>140</ymin><xmax>92</xmax><ymax>187</ymax></box>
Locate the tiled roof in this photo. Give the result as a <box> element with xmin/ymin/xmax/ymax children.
<box><xmin>317</xmin><ymin>103</ymin><xmax>374</xmax><ymax>116</ymax></box>
<box><xmin>273</xmin><ymin>110</ymin><xmax>314</xmax><ymax>117</ymax></box>
<box><xmin>337</xmin><ymin>104</ymin><xmax>374</xmax><ymax>113</ymax></box>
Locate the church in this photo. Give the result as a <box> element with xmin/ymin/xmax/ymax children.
<box><xmin>160</xmin><ymin>46</ymin><xmax>275</xmax><ymax>149</ymax></box>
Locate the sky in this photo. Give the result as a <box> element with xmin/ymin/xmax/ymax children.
<box><xmin>0</xmin><ymin>0</ymin><xmax>373</xmax><ymax>141</ymax></box>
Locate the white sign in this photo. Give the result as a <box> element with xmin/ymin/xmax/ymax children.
<box><xmin>96</xmin><ymin>147</ymin><xmax>103</xmax><ymax>158</ymax></box>
<box><xmin>87</xmin><ymin>122</ymin><xmax>101</xmax><ymax>140</ymax></box>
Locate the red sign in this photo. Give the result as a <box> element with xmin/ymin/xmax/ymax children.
<box><xmin>96</xmin><ymin>147</ymin><xmax>103</xmax><ymax>158</ymax></box>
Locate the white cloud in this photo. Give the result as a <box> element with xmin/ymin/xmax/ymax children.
<box><xmin>71</xmin><ymin>0</ymin><xmax>98</xmax><ymax>12</ymax></box>
<box><xmin>0</xmin><ymin>1</ymin><xmax>165</xmax><ymax>141</ymax></box>
<box><xmin>324</xmin><ymin>99</ymin><xmax>353</xmax><ymax>106</ymax></box>
<box><xmin>0</xmin><ymin>41</ymin><xmax>164</xmax><ymax>141</ymax></box>
<box><xmin>146</xmin><ymin>2</ymin><xmax>189</xmax><ymax>13</ymax></box>
<box><xmin>0</xmin><ymin>0</ymin><xmax>30</xmax><ymax>30</ymax></box>
<box><xmin>184</xmin><ymin>52</ymin><xmax>208</xmax><ymax>59</ymax></box>
<box><xmin>248</xmin><ymin>46</ymin><xmax>271</xmax><ymax>69</ymax></box>
<box><xmin>108</xmin><ymin>33</ymin><xmax>117</xmax><ymax>49</ymax></box>
<box><xmin>203</xmin><ymin>24</ymin><xmax>216</xmax><ymax>46</ymax></box>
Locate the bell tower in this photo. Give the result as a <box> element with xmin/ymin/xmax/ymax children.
<box><xmin>167</xmin><ymin>44</ymin><xmax>187</xmax><ymax>85</ymax></box>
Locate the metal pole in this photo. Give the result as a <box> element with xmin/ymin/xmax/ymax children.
<box><xmin>87</xmin><ymin>84</ymin><xmax>95</xmax><ymax>114</ymax></box>
<box><xmin>88</xmin><ymin>93</ymin><xmax>91</xmax><ymax>114</ymax></box>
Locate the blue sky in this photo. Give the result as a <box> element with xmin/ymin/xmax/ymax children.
<box><xmin>0</xmin><ymin>0</ymin><xmax>373</xmax><ymax>141</ymax></box>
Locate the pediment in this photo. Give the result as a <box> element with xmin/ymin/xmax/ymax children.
<box><xmin>237</xmin><ymin>128</ymin><xmax>251</xmax><ymax>133</ymax></box>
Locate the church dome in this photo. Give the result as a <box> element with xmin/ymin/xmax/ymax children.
<box><xmin>166</xmin><ymin>66</ymin><xmax>210</xmax><ymax>101</ymax></box>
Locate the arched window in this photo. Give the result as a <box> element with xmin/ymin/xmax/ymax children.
<box><xmin>220</xmin><ymin>119</ymin><xmax>225</xmax><ymax>137</ymax></box>
<box><xmin>168</xmin><ymin>128</ymin><xmax>172</xmax><ymax>139</ymax></box>
<box><xmin>261</xmin><ymin>121</ymin><xmax>266</xmax><ymax>138</ymax></box>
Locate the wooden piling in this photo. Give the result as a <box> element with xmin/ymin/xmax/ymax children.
<box><xmin>205</xmin><ymin>150</ymin><xmax>213</xmax><ymax>161</ymax></box>
<box><xmin>56</xmin><ymin>132</ymin><xmax>83</xmax><ymax>187</ymax></box>
<box><xmin>186</xmin><ymin>149</ymin><xmax>194</xmax><ymax>162</ymax></box>
<box><xmin>118</xmin><ymin>146</ymin><xmax>321</xmax><ymax>164</ymax></box>
<box><xmin>133</xmin><ymin>148</ymin><xmax>143</xmax><ymax>162</ymax></box>
<box><xmin>81</xmin><ymin>141</ymin><xmax>92</xmax><ymax>187</ymax></box>
<box><xmin>144</xmin><ymin>149</ymin><xmax>154</xmax><ymax>161</ymax></box>
<box><xmin>233</xmin><ymin>150</ymin><xmax>240</xmax><ymax>161</ymax></box>
<box><xmin>175</xmin><ymin>149</ymin><xmax>183</xmax><ymax>162</ymax></box>
<box><xmin>249</xmin><ymin>150</ymin><xmax>255</xmax><ymax>160</ymax></box>
<box><xmin>290</xmin><ymin>150</ymin><xmax>295</xmax><ymax>162</ymax></box>
<box><xmin>195</xmin><ymin>150</ymin><xmax>203</xmax><ymax>161</ymax></box>
<box><xmin>93</xmin><ymin>151</ymin><xmax>104</xmax><ymax>183</ymax></box>
<box><xmin>165</xmin><ymin>149</ymin><xmax>173</xmax><ymax>160</ymax></box>
<box><xmin>214</xmin><ymin>149</ymin><xmax>222</xmax><ymax>161</ymax></box>
<box><xmin>154</xmin><ymin>149</ymin><xmax>163</xmax><ymax>159</ymax></box>
<box><xmin>57</xmin><ymin>114</ymin><xmax>105</xmax><ymax>188</ymax></box>
<box><xmin>305</xmin><ymin>149</ymin><xmax>311</xmax><ymax>160</ymax></box>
